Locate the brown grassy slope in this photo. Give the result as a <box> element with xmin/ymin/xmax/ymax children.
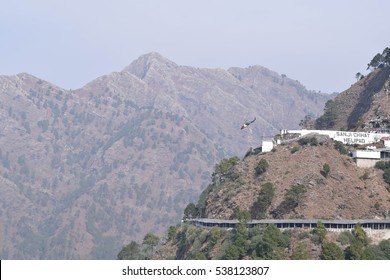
<box><xmin>204</xmin><ymin>137</ymin><xmax>390</xmax><ymax>220</ymax></box>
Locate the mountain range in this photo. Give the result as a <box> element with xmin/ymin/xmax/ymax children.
<box><xmin>0</xmin><ymin>52</ymin><xmax>331</xmax><ymax>259</ymax></box>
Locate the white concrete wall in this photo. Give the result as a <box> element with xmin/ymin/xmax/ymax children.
<box><xmin>352</xmin><ymin>150</ymin><xmax>381</xmax><ymax>159</ymax></box>
<box><xmin>355</xmin><ymin>158</ymin><xmax>379</xmax><ymax>168</ymax></box>
<box><xmin>283</xmin><ymin>129</ymin><xmax>390</xmax><ymax>145</ymax></box>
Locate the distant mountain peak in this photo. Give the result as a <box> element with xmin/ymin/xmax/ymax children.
<box><xmin>123</xmin><ymin>52</ymin><xmax>178</xmax><ymax>79</ymax></box>
<box><xmin>143</xmin><ymin>52</ymin><xmax>170</xmax><ymax>61</ymax></box>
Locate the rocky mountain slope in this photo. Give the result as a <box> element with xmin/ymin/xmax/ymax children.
<box><xmin>315</xmin><ymin>66</ymin><xmax>390</xmax><ymax>131</ymax></box>
<box><xmin>0</xmin><ymin>53</ymin><xmax>330</xmax><ymax>259</ymax></box>
<box><xmin>203</xmin><ymin>136</ymin><xmax>390</xmax><ymax>220</ymax></box>
<box><xmin>150</xmin><ymin>134</ymin><xmax>390</xmax><ymax>260</ymax></box>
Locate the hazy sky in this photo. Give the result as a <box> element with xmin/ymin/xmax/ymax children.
<box><xmin>1</xmin><ymin>0</ymin><xmax>389</xmax><ymax>93</ymax></box>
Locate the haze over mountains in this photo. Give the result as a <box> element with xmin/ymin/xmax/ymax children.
<box><xmin>0</xmin><ymin>52</ymin><xmax>331</xmax><ymax>259</ymax></box>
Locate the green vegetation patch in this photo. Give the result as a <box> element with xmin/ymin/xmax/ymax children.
<box><xmin>196</xmin><ymin>157</ymin><xmax>241</xmax><ymax>217</ymax></box>
<box><xmin>315</xmin><ymin>99</ymin><xmax>337</xmax><ymax>129</ymax></box>
<box><xmin>214</xmin><ymin>156</ymin><xmax>240</xmax><ymax>175</ymax></box>
<box><xmin>298</xmin><ymin>137</ymin><xmax>318</xmax><ymax>146</ymax></box>
<box><xmin>255</xmin><ymin>158</ymin><xmax>269</xmax><ymax>176</ymax></box>
<box><xmin>334</xmin><ymin>140</ymin><xmax>348</xmax><ymax>155</ymax></box>
<box><xmin>271</xmin><ymin>184</ymin><xmax>307</xmax><ymax>218</ymax></box>
<box><xmin>250</xmin><ymin>182</ymin><xmax>275</xmax><ymax>219</ymax></box>
<box><xmin>321</xmin><ymin>163</ymin><xmax>330</xmax><ymax>177</ymax></box>
<box><xmin>117</xmin><ymin>220</ymin><xmax>390</xmax><ymax>260</ymax></box>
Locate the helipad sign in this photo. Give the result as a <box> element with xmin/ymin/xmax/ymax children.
<box><xmin>334</xmin><ymin>131</ymin><xmax>372</xmax><ymax>144</ymax></box>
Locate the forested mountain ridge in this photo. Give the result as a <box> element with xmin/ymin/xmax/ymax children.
<box><xmin>0</xmin><ymin>53</ymin><xmax>330</xmax><ymax>259</ymax></box>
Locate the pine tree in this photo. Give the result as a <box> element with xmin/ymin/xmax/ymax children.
<box><xmin>321</xmin><ymin>242</ymin><xmax>344</xmax><ymax>260</ymax></box>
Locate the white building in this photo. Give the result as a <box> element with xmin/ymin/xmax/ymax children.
<box><xmin>351</xmin><ymin>148</ymin><xmax>390</xmax><ymax>167</ymax></box>
<box><xmin>261</xmin><ymin>139</ymin><xmax>274</xmax><ymax>152</ymax></box>
<box><xmin>352</xmin><ymin>149</ymin><xmax>381</xmax><ymax>168</ymax></box>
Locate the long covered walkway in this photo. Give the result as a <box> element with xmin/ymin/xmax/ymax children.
<box><xmin>189</xmin><ymin>218</ymin><xmax>390</xmax><ymax>231</ymax></box>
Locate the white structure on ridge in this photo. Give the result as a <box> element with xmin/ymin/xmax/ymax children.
<box><xmin>276</xmin><ymin>129</ymin><xmax>390</xmax><ymax>168</ymax></box>
<box><xmin>261</xmin><ymin>138</ymin><xmax>277</xmax><ymax>152</ymax></box>
<box><xmin>280</xmin><ymin>129</ymin><xmax>390</xmax><ymax>146</ymax></box>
